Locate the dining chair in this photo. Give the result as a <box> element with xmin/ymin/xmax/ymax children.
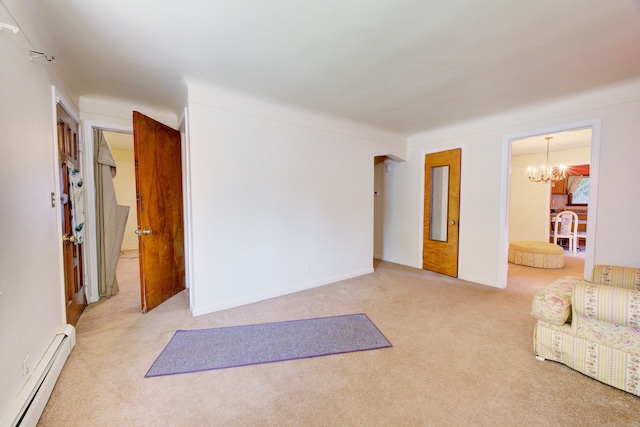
<box><xmin>553</xmin><ymin>211</ymin><xmax>579</xmax><ymax>253</ymax></box>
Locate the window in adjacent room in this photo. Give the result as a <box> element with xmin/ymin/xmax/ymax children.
<box><xmin>567</xmin><ymin>164</ymin><xmax>590</xmax><ymax>205</ymax></box>
<box><xmin>571</xmin><ymin>177</ymin><xmax>590</xmax><ymax>204</ymax></box>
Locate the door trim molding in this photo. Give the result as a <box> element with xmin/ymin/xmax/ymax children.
<box><xmin>500</xmin><ymin>118</ymin><xmax>601</xmax><ymax>287</ymax></box>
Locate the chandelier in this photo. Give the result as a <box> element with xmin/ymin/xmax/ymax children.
<box><xmin>527</xmin><ymin>136</ymin><xmax>567</xmax><ymax>185</ymax></box>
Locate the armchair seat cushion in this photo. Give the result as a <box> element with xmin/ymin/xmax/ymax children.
<box><xmin>576</xmin><ymin>316</ymin><xmax>640</xmax><ymax>353</ymax></box>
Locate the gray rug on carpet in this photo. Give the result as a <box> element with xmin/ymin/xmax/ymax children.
<box><xmin>145</xmin><ymin>313</ymin><xmax>392</xmax><ymax>377</ymax></box>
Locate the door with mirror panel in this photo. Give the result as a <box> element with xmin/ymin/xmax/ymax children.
<box><xmin>423</xmin><ymin>148</ymin><xmax>461</xmax><ymax>277</ymax></box>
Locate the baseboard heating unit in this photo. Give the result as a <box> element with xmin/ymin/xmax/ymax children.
<box><xmin>3</xmin><ymin>325</ymin><xmax>75</xmax><ymax>427</ymax></box>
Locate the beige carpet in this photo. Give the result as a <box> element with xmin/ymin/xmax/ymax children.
<box><xmin>38</xmin><ymin>251</ymin><xmax>640</xmax><ymax>426</ymax></box>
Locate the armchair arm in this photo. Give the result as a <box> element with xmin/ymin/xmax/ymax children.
<box><xmin>592</xmin><ymin>265</ymin><xmax>640</xmax><ymax>290</ymax></box>
<box><xmin>530</xmin><ymin>276</ymin><xmax>588</xmax><ymax>326</ymax></box>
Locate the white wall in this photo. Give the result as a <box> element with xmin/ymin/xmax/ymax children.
<box><xmin>0</xmin><ymin>8</ymin><xmax>69</xmax><ymax>421</ymax></box>
<box><xmin>383</xmin><ymin>79</ymin><xmax>640</xmax><ymax>287</ymax></box>
<box><xmin>510</xmin><ymin>147</ymin><xmax>591</xmax><ymax>243</ymax></box>
<box><xmin>111</xmin><ymin>148</ymin><xmax>138</xmax><ymax>250</ymax></box>
<box><xmin>185</xmin><ymin>80</ymin><xmax>406</xmax><ymax>315</ymax></box>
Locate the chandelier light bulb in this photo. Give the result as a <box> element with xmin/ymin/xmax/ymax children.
<box><xmin>527</xmin><ymin>136</ymin><xmax>567</xmax><ymax>185</ymax></box>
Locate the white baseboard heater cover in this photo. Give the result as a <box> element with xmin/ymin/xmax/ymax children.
<box><xmin>5</xmin><ymin>324</ymin><xmax>75</xmax><ymax>427</ymax></box>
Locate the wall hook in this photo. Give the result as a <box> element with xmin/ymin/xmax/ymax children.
<box><xmin>29</xmin><ymin>49</ymin><xmax>54</xmax><ymax>62</ymax></box>
<box><xmin>0</xmin><ymin>22</ymin><xmax>19</xmax><ymax>34</ymax></box>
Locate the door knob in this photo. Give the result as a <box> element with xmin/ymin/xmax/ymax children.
<box><xmin>135</xmin><ymin>228</ymin><xmax>153</xmax><ymax>236</ymax></box>
<box><xmin>62</xmin><ymin>234</ymin><xmax>78</xmax><ymax>243</ymax></box>
<box><xmin>449</xmin><ymin>220</ymin><xmax>456</xmax><ymax>226</ymax></box>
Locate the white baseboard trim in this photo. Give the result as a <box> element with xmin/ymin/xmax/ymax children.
<box><xmin>3</xmin><ymin>325</ymin><xmax>75</xmax><ymax>427</ymax></box>
<box><xmin>191</xmin><ymin>268</ymin><xmax>374</xmax><ymax>316</ymax></box>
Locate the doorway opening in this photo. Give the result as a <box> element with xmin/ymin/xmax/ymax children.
<box><xmin>102</xmin><ymin>131</ymin><xmax>138</xmax><ymax>254</ymax></box>
<box><xmin>84</xmin><ymin>113</ymin><xmax>187</xmax><ymax>314</ymax></box>
<box><xmin>373</xmin><ymin>156</ymin><xmax>387</xmax><ymax>265</ymax></box>
<box><xmin>99</xmin><ymin>130</ymin><xmax>141</xmax><ymax>309</ymax></box>
<box><xmin>373</xmin><ymin>154</ymin><xmax>402</xmax><ymax>269</ymax></box>
<box><xmin>502</xmin><ymin>120</ymin><xmax>601</xmax><ymax>289</ymax></box>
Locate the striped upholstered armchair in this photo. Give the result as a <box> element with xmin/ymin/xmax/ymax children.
<box><xmin>530</xmin><ymin>265</ymin><xmax>640</xmax><ymax>396</ymax></box>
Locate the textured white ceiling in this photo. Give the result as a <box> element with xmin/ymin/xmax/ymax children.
<box><xmin>8</xmin><ymin>0</ymin><xmax>640</xmax><ymax>134</ymax></box>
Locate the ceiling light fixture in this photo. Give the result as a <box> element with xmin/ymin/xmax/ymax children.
<box><xmin>526</xmin><ymin>136</ymin><xmax>567</xmax><ymax>185</ymax></box>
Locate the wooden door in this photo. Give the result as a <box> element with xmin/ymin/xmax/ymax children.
<box><xmin>132</xmin><ymin>111</ymin><xmax>185</xmax><ymax>313</ymax></box>
<box><xmin>423</xmin><ymin>148</ymin><xmax>461</xmax><ymax>277</ymax></box>
<box><xmin>57</xmin><ymin>104</ymin><xmax>86</xmax><ymax>325</ymax></box>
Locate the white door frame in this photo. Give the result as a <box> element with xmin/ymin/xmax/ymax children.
<box><xmin>499</xmin><ymin>118</ymin><xmax>601</xmax><ymax>286</ymax></box>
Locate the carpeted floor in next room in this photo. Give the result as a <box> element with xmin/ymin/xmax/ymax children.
<box><xmin>38</xmin><ymin>250</ymin><xmax>640</xmax><ymax>426</ymax></box>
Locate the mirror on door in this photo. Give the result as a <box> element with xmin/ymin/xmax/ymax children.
<box><xmin>429</xmin><ymin>165</ymin><xmax>450</xmax><ymax>242</ymax></box>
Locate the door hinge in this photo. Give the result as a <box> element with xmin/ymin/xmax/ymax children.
<box><xmin>51</xmin><ymin>192</ymin><xmax>56</xmax><ymax>207</ymax></box>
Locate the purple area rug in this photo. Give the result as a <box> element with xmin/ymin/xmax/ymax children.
<box><xmin>145</xmin><ymin>313</ymin><xmax>391</xmax><ymax>377</ymax></box>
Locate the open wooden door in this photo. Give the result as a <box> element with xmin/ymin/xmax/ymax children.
<box><xmin>423</xmin><ymin>148</ymin><xmax>461</xmax><ymax>277</ymax></box>
<box><xmin>132</xmin><ymin>111</ymin><xmax>185</xmax><ymax>313</ymax></box>
<box><xmin>57</xmin><ymin>103</ymin><xmax>86</xmax><ymax>325</ymax></box>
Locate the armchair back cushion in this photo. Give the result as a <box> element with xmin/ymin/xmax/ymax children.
<box><xmin>592</xmin><ymin>265</ymin><xmax>640</xmax><ymax>290</ymax></box>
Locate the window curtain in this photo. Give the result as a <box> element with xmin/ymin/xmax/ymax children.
<box><xmin>566</xmin><ymin>175</ymin><xmax>583</xmax><ymax>195</ymax></box>
<box><xmin>94</xmin><ymin>129</ymin><xmax>130</xmax><ymax>299</ymax></box>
